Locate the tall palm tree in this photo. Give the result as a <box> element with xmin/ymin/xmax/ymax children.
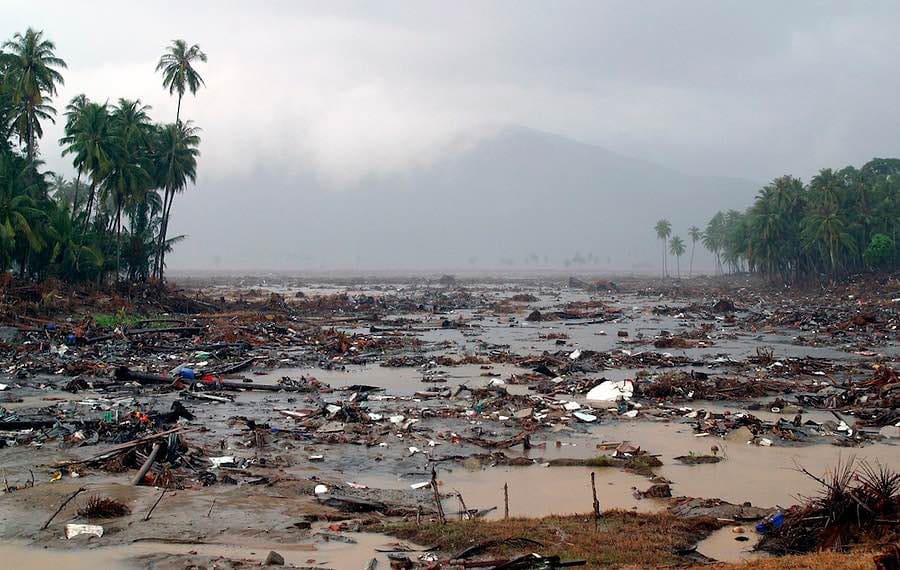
<box><xmin>1</xmin><ymin>28</ymin><xmax>66</xmax><ymax>161</ymax></box>
<box><xmin>153</xmin><ymin>121</ymin><xmax>200</xmax><ymax>279</ymax></box>
<box><xmin>60</xmin><ymin>94</ymin><xmax>89</xmax><ymax>215</ymax></box>
<box><xmin>654</xmin><ymin>219</ymin><xmax>672</xmax><ymax>277</ymax></box>
<box><xmin>105</xmin><ymin>99</ymin><xmax>153</xmax><ymax>279</ymax></box>
<box><xmin>59</xmin><ymin>101</ymin><xmax>114</xmax><ymax>228</ymax></box>
<box><xmin>156</xmin><ymin>40</ymin><xmax>207</xmax><ymax>125</ymax></box>
<box><xmin>687</xmin><ymin>226</ymin><xmax>701</xmax><ymax>277</ymax></box>
<box><xmin>669</xmin><ymin>235</ymin><xmax>686</xmax><ymax>278</ymax></box>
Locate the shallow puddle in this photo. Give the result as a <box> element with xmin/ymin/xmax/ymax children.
<box><xmin>695</xmin><ymin>525</ymin><xmax>765</xmax><ymax>563</ymax></box>
<box><xmin>437</xmin><ymin>464</ymin><xmax>663</xmax><ymax>519</ymax></box>
<box><xmin>589</xmin><ymin>420</ymin><xmax>900</xmax><ymax>508</ymax></box>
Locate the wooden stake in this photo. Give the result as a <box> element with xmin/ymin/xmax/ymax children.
<box><xmin>145</xmin><ymin>486</ymin><xmax>169</xmax><ymax>521</ymax></box>
<box><xmin>591</xmin><ymin>472</ymin><xmax>601</xmax><ymax>528</ymax></box>
<box><xmin>503</xmin><ymin>482</ymin><xmax>509</xmax><ymax>520</ymax></box>
<box><xmin>456</xmin><ymin>491</ymin><xmax>470</xmax><ymax>520</ymax></box>
<box><xmin>42</xmin><ymin>487</ymin><xmax>86</xmax><ymax>529</ymax></box>
<box><xmin>430</xmin><ymin>465</ymin><xmax>446</xmax><ymax>524</ymax></box>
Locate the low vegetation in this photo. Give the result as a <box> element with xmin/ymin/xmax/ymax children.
<box><xmin>381</xmin><ymin>511</ymin><xmax>720</xmax><ymax>567</ymax></box>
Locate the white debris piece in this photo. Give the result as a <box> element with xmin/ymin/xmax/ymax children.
<box><xmin>573</xmin><ymin>411</ymin><xmax>597</xmax><ymax>422</ymax></box>
<box><xmin>65</xmin><ymin>524</ymin><xmax>104</xmax><ymax>539</ymax></box>
<box><xmin>209</xmin><ymin>456</ymin><xmax>235</xmax><ymax>468</ymax></box>
<box><xmin>586</xmin><ymin>380</ymin><xmax>634</xmax><ymax>402</ymax></box>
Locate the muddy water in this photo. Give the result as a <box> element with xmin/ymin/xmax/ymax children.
<box><xmin>588</xmin><ymin>420</ymin><xmax>900</xmax><ymax>508</ymax></box>
<box><xmin>261</xmin><ymin>362</ymin><xmax>530</xmax><ymax>396</ymax></box>
<box><xmin>695</xmin><ymin>525</ymin><xmax>765</xmax><ymax>563</ymax></box>
<box><xmin>0</xmin><ymin>530</ymin><xmax>408</xmax><ymax>569</ymax></box>
<box><xmin>436</xmin><ymin>464</ymin><xmax>663</xmax><ymax>519</ymax></box>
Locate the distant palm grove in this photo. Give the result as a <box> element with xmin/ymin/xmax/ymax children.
<box><xmin>0</xmin><ymin>28</ymin><xmax>205</xmax><ymax>283</ymax></box>
<box><xmin>655</xmin><ymin>158</ymin><xmax>900</xmax><ymax>282</ymax></box>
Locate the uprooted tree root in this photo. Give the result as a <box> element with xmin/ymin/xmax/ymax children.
<box><xmin>758</xmin><ymin>458</ymin><xmax>900</xmax><ymax>555</ymax></box>
<box><xmin>77</xmin><ymin>495</ymin><xmax>131</xmax><ymax>519</ymax></box>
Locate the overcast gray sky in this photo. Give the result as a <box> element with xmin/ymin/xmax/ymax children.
<box><xmin>5</xmin><ymin>1</ymin><xmax>900</xmax><ymax>270</ymax></box>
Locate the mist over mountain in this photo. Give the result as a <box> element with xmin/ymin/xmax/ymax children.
<box><xmin>169</xmin><ymin>126</ymin><xmax>758</xmax><ymax>273</ymax></box>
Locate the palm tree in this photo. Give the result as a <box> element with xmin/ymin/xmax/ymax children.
<box><xmin>105</xmin><ymin>99</ymin><xmax>154</xmax><ymax>280</ymax></box>
<box><xmin>669</xmin><ymin>235</ymin><xmax>686</xmax><ymax>278</ymax></box>
<box><xmin>654</xmin><ymin>219</ymin><xmax>672</xmax><ymax>277</ymax></box>
<box><xmin>156</xmin><ymin>40</ymin><xmax>207</xmax><ymax>125</ymax></box>
<box><xmin>44</xmin><ymin>201</ymin><xmax>103</xmax><ymax>281</ymax></box>
<box><xmin>153</xmin><ymin>121</ymin><xmax>200</xmax><ymax>279</ymax></box>
<box><xmin>703</xmin><ymin>212</ymin><xmax>726</xmax><ymax>275</ymax></box>
<box><xmin>687</xmin><ymin>226</ymin><xmax>701</xmax><ymax>277</ymax></box>
<box><xmin>1</xmin><ymin>28</ymin><xmax>67</xmax><ymax>161</ymax></box>
<box><xmin>0</xmin><ymin>152</ymin><xmax>44</xmax><ymax>272</ymax></box>
<box><xmin>59</xmin><ymin>101</ymin><xmax>114</xmax><ymax>228</ymax></box>
<box><xmin>802</xmin><ymin>204</ymin><xmax>856</xmax><ymax>277</ymax></box>
<box><xmin>59</xmin><ymin>95</ymin><xmax>88</xmax><ymax>212</ymax></box>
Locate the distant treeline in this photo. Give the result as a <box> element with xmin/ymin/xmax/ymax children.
<box><xmin>1</xmin><ymin>28</ymin><xmax>205</xmax><ymax>283</ymax></box>
<box><xmin>697</xmin><ymin>159</ymin><xmax>899</xmax><ymax>281</ymax></box>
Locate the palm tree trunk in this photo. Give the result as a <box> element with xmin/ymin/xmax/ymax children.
<box><xmin>155</xmin><ymin>187</ymin><xmax>172</xmax><ymax>280</ymax></box>
<box><xmin>72</xmin><ymin>169</ymin><xmax>83</xmax><ymax>220</ymax></box>
<box><xmin>689</xmin><ymin>243</ymin><xmax>695</xmax><ymax>278</ymax></box>
<box><xmin>26</xmin><ymin>104</ymin><xmax>35</xmax><ymax>163</ymax></box>
<box><xmin>115</xmin><ymin>206</ymin><xmax>122</xmax><ymax>282</ymax></box>
<box><xmin>661</xmin><ymin>240</ymin><xmax>666</xmax><ymax>278</ymax></box>
<box><xmin>176</xmin><ymin>93</ymin><xmax>183</xmax><ymax>125</ymax></box>
<box><xmin>160</xmin><ymin>191</ymin><xmax>176</xmax><ymax>279</ymax></box>
<box><xmin>677</xmin><ymin>255</ymin><xmax>681</xmax><ymax>278</ymax></box>
<box><xmin>83</xmin><ymin>180</ymin><xmax>97</xmax><ymax>231</ymax></box>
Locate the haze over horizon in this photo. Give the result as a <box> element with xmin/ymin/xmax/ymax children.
<box><xmin>5</xmin><ymin>1</ymin><xmax>899</xmax><ymax>271</ymax></box>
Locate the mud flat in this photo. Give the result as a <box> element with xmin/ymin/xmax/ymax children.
<box><xmin>1</xmin><ymin>274</ymin><xmax>898</xmax><ymax>567</ymax></box>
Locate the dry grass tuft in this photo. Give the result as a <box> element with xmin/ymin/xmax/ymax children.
<box><xmin>77</xmin><ymin>495</ymin><xmax>131</xmax><ymax>518</ymax></box>
<box><xmin>759</xmin><ymin>458</ymin><xmax>900</xmax><ymax>555</ymax></box>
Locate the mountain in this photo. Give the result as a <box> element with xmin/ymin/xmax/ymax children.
<box><xmin>170</xmin><ymin>126</ymin><xmax>759</xmax><ymax>272</ymax></box>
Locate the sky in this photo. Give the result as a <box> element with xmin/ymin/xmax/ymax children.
<box><xmin>4</xmin><ymin>1</ymin><xmax>900</xmax><ymax>271</ymax></box>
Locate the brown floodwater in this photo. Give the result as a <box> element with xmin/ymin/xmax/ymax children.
<box><xmin>437</xmin><ymin>464</ymin><xmax>663</xmax><ymax>518</ymax></box>
<box><xmin>695</xmin><ymin>525</ymin><xmax>765</xmax><ymax>563</ymax></box>
<box><xmin>588</xmin><ymin>419</ymin><xmax>900</xmax><ymax>508</ymax></box>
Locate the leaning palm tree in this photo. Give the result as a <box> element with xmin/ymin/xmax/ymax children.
<box><xmin>669</xmin><ymin>235</ymin><xmax>686</xmax><ymax>278</ymax></box>
<box><xmin>687</xmin><ymin>225</ymin><xmax>701</xmax><ymax>278</ymax></box>
<box><xmin>153</xmin><ymin>121</ymin><xmax>200</xmax><ymax>279</ymax></box>
<box><xmin>156</xmin><ymin>39</ymin><xmax>207</xmax><ymax>124</ymax></box>
<box><xmin>1</xmin><ymin>28</ymin><xmax>67</xmax><ymax>161</ymax></box>
<box><xmin>654</xmin><ymin>219</ymin><xmax>672</xmax><ymax>277</ymax></box>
